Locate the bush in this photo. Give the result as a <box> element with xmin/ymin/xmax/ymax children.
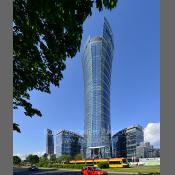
<box><xmin>37</xmin><ymin>162</ymin><xmax>93</xmax><ymax>169</ymax></box>
<box><xmin>56</xmin><ymin>164</ymin><xmax>84</xmax><ymax>169</ymax></box>
<box><xmin>50</xmin><ymin>163</ymin><xmax>93</xmax><ymax>169</ymax></box>
<box><xmin>36</xmin><ymin>161</ymin><xmax>48</xmax><ymax>167</ymax></box>
<box><xmin>97</xmin><ymin>162</ymin><xmax>109</xmax><ymax>169</ymax></box>
<box><xmin>57</xmin><ymin>155</ymin><xmax>71</xmax><ymax>164</ymax></box>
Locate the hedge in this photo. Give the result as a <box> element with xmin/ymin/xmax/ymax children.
<box><xmin>52</xmin><ymin>164</ymin><xmax>93</xmax><ymax>169</ymax></box>
<box><xmin>37</xmin><ymin>163</ymin><xmax>93</xmax><ymax>169</ymax></box>
<box><xmin>97</xmin><ymin>162</ymin><xmax>109</xmax><ymax>169</ymax></box>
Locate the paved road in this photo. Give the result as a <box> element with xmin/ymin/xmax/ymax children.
<box><xmin>13</xmin><ymin>167</ymin><xmax>158</xmax><ymax>175</ymax></box>
<box><xmin>13</xmin><ymin>168</ymin><xmax>80</xmax><ymax>175</ymax></box>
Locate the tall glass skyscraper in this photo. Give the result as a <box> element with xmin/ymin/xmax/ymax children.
<box><xmin>82</xmin><ymin>18</ymin><xmax>114</xmax><ymax>159</ymax></box>
<box><xmin>46</xmin><ymin>129</ymin><xmax>54</xmax><ymax>156</ymax></box>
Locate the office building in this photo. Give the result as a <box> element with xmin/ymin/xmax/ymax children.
<box><xmin>56</xmin><ymin>130</ymin><xmax>83</xmax><ymax>158</ymax></box>
<box><xmin>46</xmin><ymin>129</ymin><xmax>54</xmax><ymax>156</ymax></box>
<box><xmin>153</xmin><ymin>148</ymin><xmax>160</xmax><ymax>158</ymax></box>
<box><xmin>112</xmin><ymin>129</ymin><xmax>127</xmax><ymax>158</ymax></box>
<box><xmin>136</xmin><ymin>142</ymin><xmax>154</xmax><ymax>158</ymax></box>
<box><xmin>126</xmin><ymin>125</ymin><xmax>144</xmax><ymax>159</ymax></box>
<box><xmin>82</xmin><ymin>17</ymin><xmax>114</xmax><ymax>159</ymax></box>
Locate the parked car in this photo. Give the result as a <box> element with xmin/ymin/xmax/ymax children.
<box><xmin>28</xmin><ymin>165</ymin><xmax>39</xmax><ymax>171</ymax></box>
<box><xmin>81</xmin><ymin>166</ymin><xmax>108</xmax><ymax>175</ymax></box>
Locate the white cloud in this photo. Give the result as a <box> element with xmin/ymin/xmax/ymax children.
<box><xmin>13</xmin><ymin>151</ymin><xmax>45</xmax><ymax>160</ymax></box>
<box><xmin>144</xmin><ymin>123</ymin><xmax>160</xmax><ymax>148</ymax></box>
<box><xmin>32</xmin><ymin>151</ymin><xmax>45</xmax><ymax>157</ymax></box>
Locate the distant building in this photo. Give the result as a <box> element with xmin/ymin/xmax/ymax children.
<box><xmin>112</xmin><ymin>129</ymin><xmax>127</xmax><ymax>158</ymax></box>
<box><xmin>46</xmin><ymin>129</ymin><xmax>54</xmax><ymax>156</ymax></box>
<box><xmin>126</xmin><ymin>125</ymin><xmax>144</xmax><ymax>159</ymax></box>
<box><xmin>56</xmin><ymin>130</ymin><xmax>83</xmax><ymax>158</ymax></box>
<box><xmin>153</xmin><ymin>148</ymin><xmax>160</xmax><ymax>158</ymax></box>
<box><xmin>136</xmin><ymin>142</ymin><xmax>154</xmax><ymax>158</ymax></box>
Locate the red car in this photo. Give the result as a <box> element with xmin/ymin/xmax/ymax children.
<box><xmin>81</xmin><ymin>166</ymin><xmax>108</xmax><ymax>175</ymax></box>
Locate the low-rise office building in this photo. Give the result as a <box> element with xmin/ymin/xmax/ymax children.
<box><xmin>153</xmin><ymin>148</ymin><xmax>160</xmax><ymax>157</ymax></box>
<box><xmin>112</xmin><ymin>125</ymin><xmax>144</xmax><ymax>159</ymax></box>
<box><xmin>136</xmin><ymin>142</ymin><xmax>154</xmax><ymax>158</ymax></box>
<box><xmin>112</xmin><ymin>128</ymin><xmax>127</xmax><ymax>158</ymax></box>
<box><xmin>136</xmin><ymin>142</ymin><xmax>160</xmax><ymax>158</ymax></box>
<box><xmin>56</xmin><ymin>129</ymin><xmax>83</xmax><ymax>158</ymax></box>
<box><xmin>126</xmin><ymin>125</ymin><xmax>144</xmax><ymax>159</ymax></box>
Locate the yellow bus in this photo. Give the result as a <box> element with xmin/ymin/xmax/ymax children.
<box><xmin>108</xmin><ymin>158</ymin><xmax>129</xmax><ymax>168</ymax></box>
<box><xmin>70</xmin><ymin>158</ymin><xmax>129</xmax><ymax>168</ymax></box>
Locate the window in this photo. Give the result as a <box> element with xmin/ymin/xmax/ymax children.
<box><xmin>94</xmin><ymin>167</ymin><xmax>101</xmax><ymax>171</ymax></box>
<box><xmin>110</xmin><ymin>161</ymin><xmax>122</xmax><ymax>164</ymax></box>
<box><xmin>88</xmin><ymin>167</ymin><xmax>93</xmax><ymax>171</ymax></box>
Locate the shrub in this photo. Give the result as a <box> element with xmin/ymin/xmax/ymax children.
<box><xmin>97</xmin><ymin>162</ymin><xmax>109</xmax><ymax>169</ymax></box>
<box><xmin>50</xmin><ymin>163</ymin><xmax>93</xmax><ymax>169</ymax></box>
<box><xmin>37</xmin><ymin>162</ymin><xmax>93</xmax><ymax>169</ymax></box>
<box><xmin>36</xmin><ymin>161</ymin><xmax>48</xmax><ymax>167</ymax></box>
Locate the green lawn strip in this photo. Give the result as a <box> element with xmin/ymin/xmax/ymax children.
<box><xmin>38</xmin><ymin>167</ymin><xmax>80</xmax><ymax>171</ymax></box>
<box><xmin>38</xmin><ymin>167</ymin><xmax>57</xmax><ymax>170</ymax></box>
<box><xmin>36</xmin><ymin>166</ymin><xmax>160</xmax><ymax>174</ymax></box>
<box><xmin>58</xmin><ymin>168</ymin><xmax>80</xmax><ymax>171</ymax></box>
<box><xmin>106</xmin><ymin>166</ymin><xmax>160</xmax><ymax>174</ymax></box>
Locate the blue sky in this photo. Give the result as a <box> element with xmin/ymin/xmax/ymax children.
<box><xmin>13</xmin><ymin>0</ymin><xmax>160</xmax><ymax>156</ymax></box>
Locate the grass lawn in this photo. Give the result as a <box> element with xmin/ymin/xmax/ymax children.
<box><xmin>106</xmin><ymin>166</ymin><xmax>160</xmax><ymax>174</ymax></box>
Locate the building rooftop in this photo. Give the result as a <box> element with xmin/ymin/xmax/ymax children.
<box><xmin>56</xmin><ymin>129</ymin><xmax>83</xmax><ymax>138</ymax></box>
<box><xmin>126</xmin><ymin>125</ymin><xmax>143</xmax><ymax>130</ymax></box>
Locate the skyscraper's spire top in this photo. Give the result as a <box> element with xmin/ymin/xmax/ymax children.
<box><xmin>103</xmin><ymin>17</ymin><xmax>114</xmax><ymax>49</ymax></box>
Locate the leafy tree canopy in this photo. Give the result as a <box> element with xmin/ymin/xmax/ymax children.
<box><xmin>13</xmin><ymin>155</ymin><xmax>22</xmax><ymax>165</ymax></box>
<box><xmin>42</xmin><ymin>153</ymin><xmax>48</xmax><ymax>158</ymax></box>
<box><xmin>57</xmin><ymin>155</ymin><xmax>71</xmax><ymax>163</ymax></box>
<box><xmin>74</xmin><ymin>153</ymin><xmax>83</xmax><ymax>160</ymax></box>
<box><xmin>26</xmin><ymin>154</ymin><xmax>40</xmax><ymax>165</ymax></box>
<box><xmin>13</xmin><ymin>0</ymin><xmax>118</xmax><ymax>132</ymax></box>
<box><xmin>40</xmin><ymin>155</ymin><xmax>48</xmax><ymax>162</ymax></box>
<box><xmin>50</xmin><ymin>154</ymin><xmax>57</xmax><ymax>162</ymax></box>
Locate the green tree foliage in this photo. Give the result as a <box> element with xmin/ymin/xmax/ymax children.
<box><xmin>13</xmin><ymin>0</ymin><xmax>118</xmax><ymax>132</ymax></box>
<box><xmin>74</xmin><ymin>153</ymin><xmax>83</xmax><ymax>160</ymax></box>
<box><xmin>50</xmin><ymin>154</ymin><xmax>56</xmax><ymax>162</ymax></box>
<box><xmin>40</xmin><ymin>155</ymin><xmax>48</xmax><ymax>162</ymax></box>
<box><xmin>97</xmin><ymin>161</ymin><xmax>109</xmax><ymax>169</ymax></box>
<box><xmin>13</xmin><ymin>156</ymin><xmax>22</xmax><ymax>165</ymax></box>
<box><xmin>51</xmin><ymin>163</ymin><xmax>93</xmax><ymax>169</ymax></box>
<box><xmin>57</xmin><ymin>155</ymin><xmax>71</xmax><ymax>164</ymax></box>
<box><xmin>37</xmin><ymin>156</ymin><xmax>49</xmax><ymax>167</ymax></box>
<box><xmin>42</xmin><ymin>153</ymin><xmax>48</xmax><ymax>158</ymax></box>
<box><xmin>26</xmin><ymin>154</ymin><xmax>40</xmax><ymax>165</ymax></box>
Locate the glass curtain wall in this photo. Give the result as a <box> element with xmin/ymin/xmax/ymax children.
<box><xmin>126</xmin><ymin>125</ymin><xmax>144</xmax><ymax>159</ymax></box>
<box><xmin>56</xmin><ymin>130</ymin><xmax>83</xmax><ymax>158</ymax></box>
<box><xmin>46</xmin><ymin>129</ymin><xmax>54</xmax><ymax>155</ymax></box>
<box><xmin>82</xmin><ymin>18</ymin><xmax>114</xmax><ymax>159</ymax></box>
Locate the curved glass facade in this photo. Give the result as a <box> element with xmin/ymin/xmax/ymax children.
<box><xmin>82</xmin><ymin>18</ymin><xmax>114</xmax><ymax>158</ymax></box>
